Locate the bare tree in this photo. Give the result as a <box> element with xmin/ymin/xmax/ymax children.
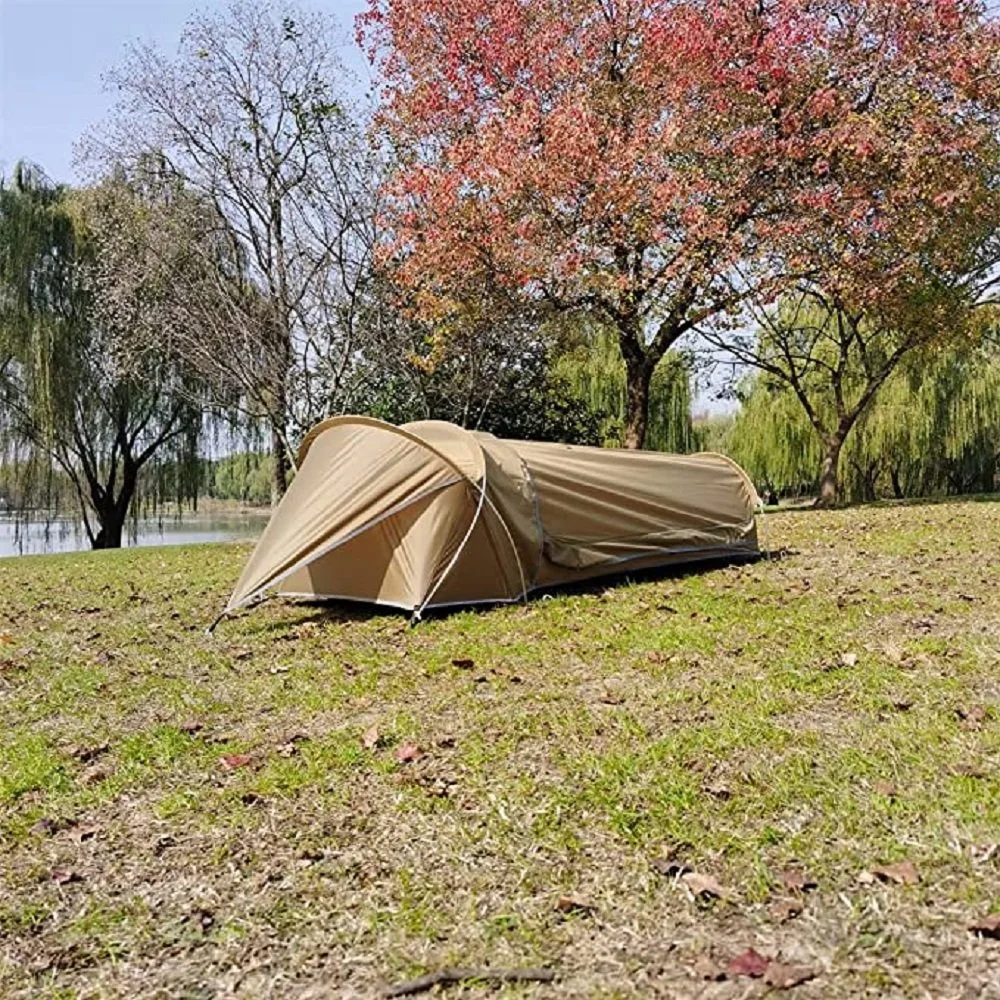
<box><xmin>82</xmin><ymin>0</ymin><xmax>383</xmax><ymax>499</ymax></box>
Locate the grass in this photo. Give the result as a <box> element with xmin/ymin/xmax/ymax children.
<box><xmin>0</xmin><ymin>499</ymin><xmax>998</xmax><ymax>998</ymax></box>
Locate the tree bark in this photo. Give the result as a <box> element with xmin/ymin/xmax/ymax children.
<box><xmin>890</xmin><ymin>467</ymin><xmax>904</xmax><ymax>500</ymax></box>
<box><xmin>271</xmin><ymin>422</ymin><xmax>289</xmax><ymax>502</ymax></box>
<box><xmin>92</xmin><ymin>516</ymin><xmax>124</xmax><ymax>549</ymax></box>
<box><xmin>622</xmin><ymin>351</ymin><xmax>654</xmax><ymax>450</ymax></box>
<box><xmin>817</xmin><ymin>434</ymin><xmax>845</xmax><ymax>507</ymax></box>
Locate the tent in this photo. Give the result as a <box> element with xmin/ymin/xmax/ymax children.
<box><xmin>219</xmin><ymin>416</ymin><xmax>760</xmax><ymax>622</ymax></box>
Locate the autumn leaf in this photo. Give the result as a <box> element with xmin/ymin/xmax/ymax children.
<box><xmin>680</xmin><ymin>871</ymin><xmax>730</xmax><ymax>899</ymax></box>
<box><xmin>395</xmin><ymin>742</ymin><xmax>422</xmax><ymax>764</ymax></box>
<box><xmin>780</xmin><ymin>869</ymin><xmax>817</xmax><ymax>893</ymax></box>
<box><xmin>51</xmin><ymin>869</ymin><xmax>84</xmax><ymax>885</ymax></box>
<box><xmin>556</xmin><ymin>896</ymin><xmax>596</xmax><ymax>916</ymax></box>
<box><xmin>861</xmin><ymin>860</ymin><xmax>920</xmax><ymax>885</ymax></box>
<box><xmin>726</xmin><ymin>948</ymin><xmax>771</xmax><ymax>978</ymax></box>
<box><xmin>969</xmin><ymin>915</ymin><xmax>1000</xmax><ymax>939</ymax></box>
<box><xmin>764</xmin><ymin>962</ymin><xmax>816</xmax><ymax>989</ymax></box>
<box><xmin>219</xmin><ymin>753</ymin><xmax>254</xmax><ymax>770</ymax></box>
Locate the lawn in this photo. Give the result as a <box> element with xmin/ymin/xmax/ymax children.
<box><xmin>1</xmin><ymin>499</ymin><xmax>998</xmax><ymax>999</ymax></box>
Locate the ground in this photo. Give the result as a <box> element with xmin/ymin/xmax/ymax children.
<box><xmin>1</xmin><ymin>499</ymin><xmax>998</xmax><ymax>999</ymax></box>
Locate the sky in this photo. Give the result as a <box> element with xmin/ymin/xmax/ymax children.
<box><xmin>0</xmin><ymin>0</ymin><xmax>370</xmax><ymax>184</ymax></box>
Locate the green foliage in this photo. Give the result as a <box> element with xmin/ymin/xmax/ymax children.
<box><xmin>0</xmin><ymin>163</ymin><xmax>206</xmax><ymax>543</ymax></box>
<box><xmin>206</xmin><ymin>452</ymin><xmax>274</xmax><ymax>505</ymax></box>
<box><xmin>728</xmin><ymin>340</ymin><xmax>1000</xmax><ymax>501</ymax></box>
<box><xmin>554</xmin><ymin>326</ymin><xmax>697</xmax><ymax>451</ymax></box>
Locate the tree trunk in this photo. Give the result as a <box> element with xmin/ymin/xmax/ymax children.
<box><xmin>817</xmin><ymin>435</ymin><xmax>845</xmax><ymax>507</ymax></box>
<box><xmin>92</xmin><ymin>515</ymin><xmax>124</xmax><ymax>550</ymax></box>
<box><xmin>271</xmin><ymin>423</ymin><xmax>289</xmax><ymax>503</ymax></box>
<box><xmin>890</xmin><ymin>467</ymin><xmax>904</xmax><ymax>500</ymax></box>
<box><xmin>90</xmin><ymin>461</ymin><xmax>137</xmax><ymax>550</ymax></box>
<box><xmin>623</xmin><ymin>353</ymin><xmax>654</xmax><ymax>450</ymax></box>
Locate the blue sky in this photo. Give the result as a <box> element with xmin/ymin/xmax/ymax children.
<box><xmin>0</xmin><ymin>0</ymin><xmax>369</xmax><ymax>184</ymax></box>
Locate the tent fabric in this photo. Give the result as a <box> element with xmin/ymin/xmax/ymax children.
<box><xmin>223</xmin><ymin>416</ymin><xmax>760</xmax><ymax>617</ymax></box>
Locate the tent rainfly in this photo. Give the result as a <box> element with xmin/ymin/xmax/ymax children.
<box><xmin>218</xmin><ymin>417</ymin><xmax>760</xmax><ymax>623</ymax></box>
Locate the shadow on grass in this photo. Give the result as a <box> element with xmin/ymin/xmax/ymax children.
<box><xmin>234</xmin><ymin>550</ymin><xmax>780</xmax><ymax>634</ymax></box>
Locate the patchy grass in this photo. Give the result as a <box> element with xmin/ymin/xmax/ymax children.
<box><xmin>1</xmin><ymin>499</ymin><xmax>999</xmax><ymax>999</ymax></box>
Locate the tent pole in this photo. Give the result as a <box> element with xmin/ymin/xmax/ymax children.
<box><xmin>205</xmin><ymin>611</ymin><xmax>227</xmax><ymax>636</ymax></box>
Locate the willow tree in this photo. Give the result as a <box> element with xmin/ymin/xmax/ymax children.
<box><xmin>0</xmin><ymin>164</ymin><xmax>203</xmax><ymax>548</ymax></box>
<box><xmin>554</xmin><ymin>326</ymin><xmax>696</xmax><ymax>452</ymax></box>
<box><xmin>728</xmin><ymin>339</ymin><xmax>1000</xmax><ymax>502</ymax></box>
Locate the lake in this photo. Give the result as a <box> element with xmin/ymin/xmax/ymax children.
<box><xmin>0</xmin><ymin>509</ymin><xmax>270</xmax><ymax>558</ymax></box>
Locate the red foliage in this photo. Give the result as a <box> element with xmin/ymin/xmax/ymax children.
<box><xmin>360</xmin><ymin>0</ymin><xmax>1000</xmax><ymax>442</ymax></box>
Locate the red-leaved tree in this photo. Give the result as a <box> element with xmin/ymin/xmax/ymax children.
<box><xmin>360</xmin><ymin>0</ymin><xmax>1000</xmax><ymax>448</ymax></box>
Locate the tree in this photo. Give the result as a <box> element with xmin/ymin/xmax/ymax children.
<box><xmin>554</xmin><ymin>324</ymin><xmax>697</xmax><ymax>452</ymax></box>
<box><xmin>0</xmin><ymin>164</ymin><xmax>203</xmax><ymax>548</ymax></box>
<box><xmin>89</xmin><ymin>0</ymin><xmax>381</xmax><ymax>499</ymax></box>
<box><xmin>360</xmin><ymin>0</ymin><xmax>1000</xmax><ymax>449</ymax></box>
<box><xmin>359</xmin><ymin>292</ymin><xmax>609</xmax><ymax>443</ymax></box>
<box><xmin>728</xmin><ymin>337</ymin><xmax>1000</xmax><ymax>503</ymax></box>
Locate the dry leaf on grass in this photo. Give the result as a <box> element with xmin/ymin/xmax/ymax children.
<box><xmin>860</xmin><ymin>860</ymin><xmax>920</xmax><ymax>885</ymax></box>
<box><xmin>556</xmin><ymin>896</ymin><xmax>596</xmax><ymax>916</ymax></box>
<box><xmin>361</xmin><ymin>725</ymin><xmax>380</xmax><ymax>750</ymax></box>
<box><xmin>839</xmin><ymin>652</ymin><xmax>858</xmax><ymax>668</ymax></box>
<box><xmin>680</xmin><ymin>871</ymin><xmax>730</xmax><ymax>899</ymax></box>
<box><xmin>969</xmin><ymin>915</ymin><xmax>1000</xmax><ymax>939</ymax></box>
<box><xmin>764</xmin><ymin>963</ymin><xmax>816</xmax><ymax>989</ymax></box>
<box><xmin>726</xmin><ymin>948</ymin><xmax>770</xmax><ymax>978</ymax></box>
<box><xmin>219</xmin><ymin>753</ymin><xmax>254</xmax><ymax>770</ymax></box>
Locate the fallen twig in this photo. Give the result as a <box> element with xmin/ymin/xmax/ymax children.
<box><xmin>384</xmin><ymin>967</ymin><xmax>557</xmax><ymax>997</ymax></box>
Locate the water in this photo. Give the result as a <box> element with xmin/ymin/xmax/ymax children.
<box><xmin>0</xmin><ymin>509</ymin><xmax>270</xmax><ymax>558</ymax></box>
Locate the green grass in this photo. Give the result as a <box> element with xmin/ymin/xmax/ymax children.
<box><xmin>1</xmin><ymin>499</ymin><xmax>999</xmax><ymax>998</ymax></box>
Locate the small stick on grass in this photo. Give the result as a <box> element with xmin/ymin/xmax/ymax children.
<box><xmin>384</xmin><ymin>967</ymin><xmax>557</xmax><ymax>997</ymax></box>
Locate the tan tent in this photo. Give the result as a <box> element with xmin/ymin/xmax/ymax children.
<box><xmin>219</xmin><ymin>416</ymin><xmax>760</xmax><ymax>621</ymax></box>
